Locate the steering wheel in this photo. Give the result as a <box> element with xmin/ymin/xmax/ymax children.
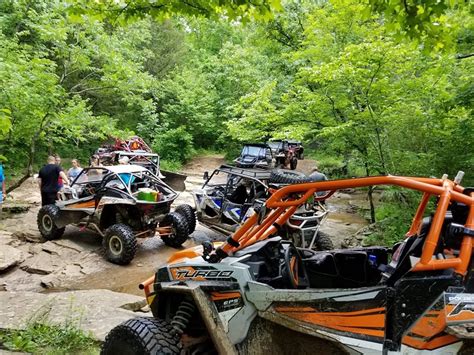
<box><xmin>84</xmin><ymin>184</ymin><xmax>96</xmax><ymax>195</ymax></box>
<box><xmin>281</xmin><ymin>244</ymin><xmax>309</xmax><ymax>289</ymax></box>
<box><xmin>211</xmin><ymin>185</ymin><xmax>226</xmax><ymax>198</ymax></box>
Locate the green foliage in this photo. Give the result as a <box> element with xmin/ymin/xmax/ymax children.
<box><xmin>68</xmin><ymin>0</ymin><xmax>282</xmax><ymax>23</ymax></box>
<box><xmin>0</xmin><ymin>108</ymin><xmax>11</xmax><ymax>139</ymax></box>
<box><xmin>0</xmin><ymin>322</ymin><xmax>98</xmax><ymax>354</ymax></box>
<box><xmin>363</xmin><ymin>188</ymin><xmax>434</xmax><ymax>246</ymax></box>
<box><xmin>309</xmin><ymin>153</ymin><xmax>347</xmax><ymax>178</ymax></box>
<box><xmin>151</xmin><ymin>126</ymin><xmax>195</xmax><ymax>163</ymax></box>
<box><xmin>158</xmin><ymin>159</ymin><xmax>182</xmax><ymax>172</ymax></box>
<box><xmin>364</xmin><ymin>201</ymin><xmax>417</xmax><ymax>246</ymax></box>
<box><xmin>365</xmin><ymin>0</ymin><xmax>472</xmax><ymax>48</ymax></box>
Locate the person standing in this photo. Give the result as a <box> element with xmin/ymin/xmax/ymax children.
<box><xmin>67</xmin><ymin>159</ymin><xmax>83</xmax><ymax>181</ymax></box>
<box><xmin>0</xmin><ymin>162</ymin><xmax>5</xmax><ymax>217</ymax></box>
<box><xmin>309</xmin><ymin>166</ymin><xmax>328</xmax><ymax>182</ymax></box>
<box><xmin>118</xmin><ymin>156</ymin><xmax>134</xmax><ymax>185</ymax></box>
<box><xmin>38</xmin><ymin>156</ymin><xmax>70</xmax><ymax>206</ymax></box>
<box><xmin>55</xmin><ymin>155</ymin><xmax>64</xmax><ymax>190</ymax></box>
<box><xmin>309</xmin><ymin>166</ymin><xmax>328</xmax><ymax>198</ymax></box>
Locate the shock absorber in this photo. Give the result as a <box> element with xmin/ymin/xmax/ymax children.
<box><xmin>171</xmin><ymin>298</ymin><xmax>195</xmax><ymax>337</ymax></box>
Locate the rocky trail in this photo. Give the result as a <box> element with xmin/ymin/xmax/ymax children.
<box><xmin>0</xmin><ymin>155</ymin><xmax>370</xmax><ymax>342</ymax></box>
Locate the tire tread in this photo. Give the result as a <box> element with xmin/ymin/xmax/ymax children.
<box><xmin>101</xmin><ymin>317</ymin><xmax>181</xmax><ymax>355</ymax></box>
<box><xmin>103</xmin><ymin>224</ymin><xmax>137</xmax><ymax>265</ymax></box>
<box><xmin>160</xmin><ymin>212</ymin><xmax>189</xmax><ymax>248</ymax></box>
<box><xmin>175</xmin><ymin>204</ymin><xmax>196</xmax><ymax>234</ymax></box>
<box><xmin>37</xmin><ymin>205</ymin><xmax>65</xmax><ymax>240</ymax></box>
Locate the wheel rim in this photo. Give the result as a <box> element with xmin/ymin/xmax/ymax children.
<box><xmin>109</xmin><ymin>235</ymin><xmax>123</xmax><ymax>256</ymax></box>
<box><xmin>42</xmin><ymin>214</ymin><xmax>53</xmax><ymax>232</ymax></box>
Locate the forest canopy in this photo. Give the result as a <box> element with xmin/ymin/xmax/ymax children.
<box><xmin>0</xmin><ymin>0</ymin><xmax>472</xmax><ymax>186</ymax></box>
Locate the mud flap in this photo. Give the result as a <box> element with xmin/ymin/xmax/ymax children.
<box><xmin>162</xmin><ymin>170</ymin><xmax>187</xmax><ymax>192</ymax></box>
<box><xmin>445</xmin><ymin>292</ymin><xmax>474</xmax><ymax>338</ymax></box>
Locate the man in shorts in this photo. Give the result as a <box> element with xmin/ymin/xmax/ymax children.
<box><xmin>38</xmin><ymin>156</ymin><xmax>70</xmax><ymax>206</ymax></box>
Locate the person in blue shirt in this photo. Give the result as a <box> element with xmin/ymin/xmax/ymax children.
<box><xmin>118</xmin><ymin>156</ymin><xmax>135</xmax><ymax>187</ymax></box>
<box><xmin>67</xmin><ymin>159</ymin><xmax>83</xmax><ymax>182</ymax></box>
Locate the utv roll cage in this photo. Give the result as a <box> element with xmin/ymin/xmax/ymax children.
<box><xmin>204</xmin><ymin>165</ymin><xmax>271</xmax><ymax>189</ymax></box>
<box><xmin>201</xmin><ymin>173</ymin><xmax>473</xmax><ymax>277</ymax></box>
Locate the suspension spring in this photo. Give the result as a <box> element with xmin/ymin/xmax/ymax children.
<box><xmin>171</xmin><ymin>298</ymin><xmax>195</xmax><ymax>336</ymax></box>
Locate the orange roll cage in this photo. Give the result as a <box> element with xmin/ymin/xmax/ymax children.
<box><xmin>214</xmin><ymin>175</ymin><xmax>474</xmax><ymax>276</ymax></box>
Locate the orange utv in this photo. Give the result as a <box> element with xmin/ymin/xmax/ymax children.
<box><xmin>102</xmin><ymin>172</ymin><xmax>474</xmax><ymax>354</ymax></box>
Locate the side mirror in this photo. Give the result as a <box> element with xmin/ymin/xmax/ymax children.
<box><xmin>203</xmin><ymin>171</ymin><xmax>209</xmax><ymax>181</ymax></box>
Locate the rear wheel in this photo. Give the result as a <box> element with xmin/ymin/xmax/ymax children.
<box><xmin>101</xmin><ymin>317</ymin><xmax>181</xmax><ymax>355</ymax></box>
<box><xmin>103</xmin><ymin>224</ymin><xmax>137</xmax><ymax>265</ymax></box>
<box><xmin>160</xmin><ymin>212</ymin><xmax>189</xmax><ymax>248</ymax></box>
<box><xmin>37</xmin><ymin>205</ymin><xmax>65</xmax><ymax>240</ymax></box>
<box><xmin>175</xmin><ymin>204</ymin><xmax>196</xmax><ymax>234</ymax></box>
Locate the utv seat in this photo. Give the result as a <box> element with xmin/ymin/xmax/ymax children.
<box><xmin>301</xmin><ymin>247</ymin><xmax>388</xmax><ymax>288</ymax></box>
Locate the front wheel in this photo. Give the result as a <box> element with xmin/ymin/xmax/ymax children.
<box><xmin>160</xmin><ymin>212</ymin><xmax>189</xmax><ymax>248</ymax></box>
<box><xmin>101</xmin><ymin>317</ymin><xmax>182</xmax><ymax>355</ymax></box>
<box><xmin>290</xmin><ymin>157</ymin><xmax>298</xmax><ymax>170</ymax></box>
<box><xmin>37</xmin><ymin>205</ymin><xmax>65</xmax><ymax>240</ymax></box>
<box><xmin>103</xmin><ymin>224</ymin><xmax>137</xmax><ymax>265</ymax></box>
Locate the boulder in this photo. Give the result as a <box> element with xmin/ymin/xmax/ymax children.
<box><xmin>0</xmin><ymin>290</ymin><xmax>150</xmax><ymax>341</ymax></box>
<box><xmin>1</xmin><ymin>269</ymin><xmax>43</xmax><ymax>292</ymax></box>
<box><xmin>42</xmin><ymin>241</ymin><xmax>67</xmax><ymax>255</ymax></box>
<box><xmin>0</xmin><ymin>245</ymin><xmax>25</xmax><ymax>272</ymax></box>
<box><xmin>12</xmin><ymin>231</ymin><xmax>42</xmax><ymax>243</ymax></box>
<box><xmin>0</xmin><ymin>231</ymin><xmax>14</xmax><ymax>245</ymax></box>
<box><xmin>20</xmin><ymin>251</ymin><xmax>65</xmax><ymax>275</ymax></box>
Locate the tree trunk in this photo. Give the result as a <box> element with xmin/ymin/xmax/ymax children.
<box><xmin>5</xmin><ymin>174</ymin><xmax>30</xmax><ymax>194</ymax></box>
<box><xmin>27</xmin><ymin>137</ymin><xmax>36</xmax><ymax>176</ymax></box>
<box><xmin>5</xmin><ymin>113</ymin><xmax>50</xmax><ymax>194</ymax></box>
<box><xmin>365</xmin><ymin>160</ymin><xmax>376</xmax><ymax>223</ymax></box>
<box><xmin>375</xmin><ymin>126</ymin><xmax>387</xmax><ymax>175</ymax></box>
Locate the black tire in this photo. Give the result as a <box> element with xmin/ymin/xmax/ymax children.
<box><xmin>103</xmin><ymin>224</ymin><xmax>137</xmax><ymax>265</ymax></box>
<box><xmin>101</xmin><ymin>317</ymin><xmax>181</xmax><ymax>355</ymax></box>
<box><xmin>290</xmin><ymin>157</ymin><xmax>298</xmax><ymax>170</ymax></box>
<box><xmin>270</xmin><ymin>169</ymin><xmax>309</xmax><ymax>184</ymax></box>
<box><xmin>160</xmin><ymin>212</ymin><xmax>189</xmax><ymax>248</ymax></box>
<box><xmin>314</xmin><ymin>231</ymin><xmax>334</xmax><ymax>251</ymax></box>
<box><xmin>458</xmin><ymin>341</ymin><xmax>474</xmax><ymax>355</ymax></box>
<box><xmin>37</xmin><ymin>205</ymin><xmax>65</xmax><ymax>240</ymax></box>
<box><xmin>299</xmin><ymin>150</ymin><xmax>304</xmax><ymax>160</ymax></box>
<box><xmin>175</xmin><ymin>204</ymin><xmax>196</xmax><ymax>234</ymax></box>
